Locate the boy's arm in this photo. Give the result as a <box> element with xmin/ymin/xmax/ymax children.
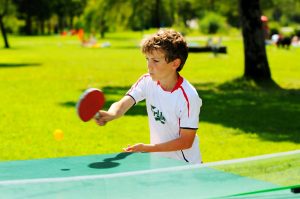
<box><xmin>95</xmin><ymin>95</ymin><xmax>135</xmax><ymax>126</ymax></box>
<box><xmin>124</xmin><ymin>128</ymin><xmax>196</xmax><ymax>152</ymax></box>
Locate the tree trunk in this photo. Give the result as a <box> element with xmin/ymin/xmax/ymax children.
<box><xmin>238</xmin><ymin>0</ymin><xmax>271</xmax><ymax>81</ymax></box>
<box><xmin>0</xmin><ymin>15</ymin><xmax>9</xmax><ymax>48</ymax></box>
<box><xmin>58</xmin><ymin>15</ymin><xmax>65</xmax><ymax>33</ymax></box>
<box><xmin>40</xmin><ymin>20</ymin><xmax>45</xmax><ymax>35</ymax></box>
<box><xmin>25</xmin><ymin>14</ymin><xmax>32</xmax><ymax>35</ymax></box>
<box><xmin>69</xmin><ymin>16</ymin><xmax>74</xmax><ymax>30</ymax></box>
<box><xmin>47</xmin><ymin>21</ymin><xmax>52</xmax><ymax>35</ymax></box>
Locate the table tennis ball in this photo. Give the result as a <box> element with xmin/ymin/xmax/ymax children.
<box><xmin>53</xmin><ymin>129</ymin><xmax>64</xmax><ymax>141</ymax></box>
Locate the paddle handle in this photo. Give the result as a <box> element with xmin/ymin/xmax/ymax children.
<box><xmin>94</xmin><ymin>111</ymin><xmax>100</xmax><ymax>120</ymax></box>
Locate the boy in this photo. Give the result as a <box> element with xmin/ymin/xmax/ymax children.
<box><xmin>95</xmin><ymin>29</ymin><xmax>202</xmax><ymax>164</ymax></box>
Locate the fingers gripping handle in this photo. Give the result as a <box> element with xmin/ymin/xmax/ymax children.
<box><xmin>95</xmin><ymin>111</ymin><xmax>100</xmax><ymax>120</ymax></box>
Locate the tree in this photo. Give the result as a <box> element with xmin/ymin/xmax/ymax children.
<box><xmin>0</xmin><ymin>0</ymin><xmax>11</xmax><ymax>48</ymax></box>
<box><xmin>35</xmin><ymin>0</ymin><xmax>52</xmax><ymax>34</ymax></box>
<box><xmin>83</xmin><ymin>0</ymin><xmax>111</xmax><ymax>38</ymax></box>
<box><xmin>14</xmin><ymin>0</ymin><xmax>52</xmax><ymax>35</ymax></box>
<box><xmin>52</xmin><ymin>0</ymin><xmax>69</xmax><ymax>33</ymax></box>
<box><xmin>53</xmin><ymin>0</ymin><xmax>87</xmax><ymax>32</ymax></box>
<box><xmin>66</xmin><ymin>0</ymin><xmax>87</xmax><ymax>29</ymax></box>
<box><xmin>238</xmin><ymin>0</ymin><xmax>272</xmax><ymax>82</ymax></box>
<box><xmin>14</xmin><ymin>0</ymin><xmax>36</xmax><ymax>35</ymax></box>
<box><xmin>177</xmin><ymin>0</ymin><xmax>197</xmax><ymax>27</ymax></box>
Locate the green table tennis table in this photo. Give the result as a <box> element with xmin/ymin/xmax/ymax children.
<box><xmin>0</xmin><ymin>152</ymin><xmax>299</xmax><ymax>198</ymax></box>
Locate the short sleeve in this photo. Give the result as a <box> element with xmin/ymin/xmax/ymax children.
<box><xmin>126</xmin><ymin>74</ymin><xmax>149</xmax><ymax>104</ymax></box>
<box><xmin>180</xmin><ymin>95</ymin><xmax>202</xmax><ymax>129</ymax></box>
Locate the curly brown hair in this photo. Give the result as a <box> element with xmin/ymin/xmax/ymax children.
<box><xmin>141</xmin><ymin>29</ymin><xmax>188</xmax><ymax>72</ymax></box>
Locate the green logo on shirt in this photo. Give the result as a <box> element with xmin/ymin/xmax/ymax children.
<box><xmin>151</xmin><ymin>105</ymin><xmax>166</xmax><ymax>124</ymax></box>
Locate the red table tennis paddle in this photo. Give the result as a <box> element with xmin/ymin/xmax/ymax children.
<box><xmin>76</xmin><ymin>88</ymin><xmax>105</xmax><ymax>122</ymax></box>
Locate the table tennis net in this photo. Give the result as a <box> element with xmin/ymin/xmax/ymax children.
<box><xmin>207</xmin><ymin>150</ymin><xmax>300</xmax><ymax>197</ymax></box>
<box><xmin>85</xmin><ymin>150</ymin><xmax>300</xmax><ymax>198</ymax></box>
<box><xmin>0</xmin><ymin>150</ymin><xmax>299</xmax><ymax>199</ymax></box>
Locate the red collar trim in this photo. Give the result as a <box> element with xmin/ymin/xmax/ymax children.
<box><xmin>157</xmin><ymin>75</ymin><xmax>184</xmax><ymax>93</ymax></box>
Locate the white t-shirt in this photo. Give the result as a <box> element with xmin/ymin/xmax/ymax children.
<box><xmin>127</xmin><ymin>74</ymin><xmax>202</xmax><ymax>164</ymax></box>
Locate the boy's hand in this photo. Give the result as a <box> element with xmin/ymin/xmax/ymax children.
<box><xmin>94</xmin><ymin>96</ymin><xmax>135</xmax><ymax>126</ymax></box>
<box><xmin>123</xmin><ymin>143</ymin><xmax>149</xmax><ymax>152</ymax></box>
<box><xmin>94</xmin><ymin>110</ymin><xmax>115</xmax><ymax>126</ymax></box>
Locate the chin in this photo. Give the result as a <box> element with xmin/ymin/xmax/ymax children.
<box><xmin>149</xmin><ymin>73</ymin><xmax>157</xmax><ymax>81</ymax></box>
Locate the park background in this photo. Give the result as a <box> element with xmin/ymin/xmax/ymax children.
<box><xmin>0</xmin><ymin>0</ymin><xmax>300</xmax><ymax>162</ymax></box>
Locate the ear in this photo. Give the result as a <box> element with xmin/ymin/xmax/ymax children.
<box><xmin>172</xmin><ymin>58</ymin><xmax>181</xmax><ymax>70</ymax></box>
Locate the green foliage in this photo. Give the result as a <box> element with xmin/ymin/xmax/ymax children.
<box><xmin>12</xmin><ymin>0</ymin><xmax>86</xmax><ymax>35</ymax></box>
<box><xmin>261</xmin><ymin>0</ymin><xmax>300</xmax><ymax>25</ymax></box>
<box><xmin>73</xmin><ymin>17</ymin><xmax>84</xmax><ymax>30</ymax></box>
<box><xmin>0</xmin><ymin>0</ymin><xmax>19</xmax><ymax>33</ymax></box>
<box><xmin>6</xmin><ymin>0</ymin><xmax>300</xmax><ymax>36</ymax></box>
<box><xmin>174</xmin><ymin>0</ymin><xmax>195</xmax><ymax>28</ymax></box>
<box><xmin>280</xmin><ymin>15</ymin><xmax>291</xmax><ymax>26</ymax></box>
<box><xmin>83</xmin><ymin>0</ymin><xmax>132</xmax><ymax>37</ymax></box>
<box><xmin>0</xmin><ymin>0</ymin><xmax>16</xmax><ymax>19</ymax></box>
<box><xmin>3</xmin><ymin>16</ymin><xmax>22</xmax><ymax>33</ymax></box>
<box><xmin>268</xmin><ymin>21</ymin><xmax>281</xmax><ymax>35</ymax></box>
<box><xmin>82</xmin><ymin>2</ymin><xmax>101</xmax><ymax>33</ymax></box>
<box><xmin>199</xmin><ymin>12</ymin><xmax>228</xmax><ymax>34</ymax></box>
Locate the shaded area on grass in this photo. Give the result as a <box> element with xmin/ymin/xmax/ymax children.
<box><xmin>62</xmin><ymin>80</ymin><xmax>300</xmax><ymax>143</ymax></box>
<box><xmin>0</xmin><ymin>63</ymin><xmax>42</xmax><ymax>68</ymax></box>
<box><xmin>60</xmin><ymin>101</ymin><xmax>77</xmax><ymax>107</ymax></box>
<box><xmin>196</xmin><ymin>78</ymin><xmax>300</xmax><ymax>143</ymax></box>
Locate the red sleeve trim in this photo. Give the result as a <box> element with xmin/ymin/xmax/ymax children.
<box><xmin>179</xmin><ymin>86</ymin><xmax>190</xmax><ymax>117</ymax></box>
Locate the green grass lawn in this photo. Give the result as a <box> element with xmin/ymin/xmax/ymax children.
<box><xmin>0</xmin><ymin>31</ymin><xmax>299</xmax><ymax>162</ymax></box>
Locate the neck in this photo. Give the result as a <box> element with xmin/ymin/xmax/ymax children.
<box><xmin>158</xmin><ymin>73</ymin><xmax>179</xmax><ymax>92</ymax></box>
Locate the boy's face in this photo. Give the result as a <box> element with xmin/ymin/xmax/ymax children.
<box><xmin>145</xmin><ymin>50</ymin><xmax>178</xmax><ymax>81</ymax></box>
